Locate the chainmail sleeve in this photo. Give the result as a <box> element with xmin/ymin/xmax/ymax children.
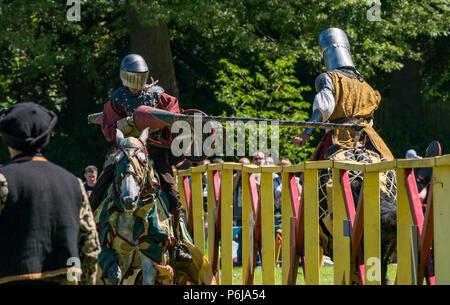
<box><xmin>312</xmin><ymin>73</ymin><xmax>335</xmax><ymax>122</ymax></box>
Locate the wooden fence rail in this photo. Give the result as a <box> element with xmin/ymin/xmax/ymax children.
<box><xmin>174</xmin><ymin>154</ymin><xmax>450</xmax><ymax>285</ymax></box>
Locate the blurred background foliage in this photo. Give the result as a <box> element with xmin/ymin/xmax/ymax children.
<box><xmin>0</xmin><ymin>0</ymin><xmax>448</xmax><ymax>176</ymax></box>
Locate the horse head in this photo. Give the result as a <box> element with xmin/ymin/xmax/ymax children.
<box><xmin>113</xmin><ymin>127</ymin><xmax>151</xmax><ymax>212</ymax></box>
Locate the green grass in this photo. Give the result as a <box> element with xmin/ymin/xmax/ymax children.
<box><xmin>223</xmin><ymin>264</ymin><xmax>397</xmax><ymax>285</ymax></box>
<box><xmin>204</xmin><ymin>242</ymin><xmax>398</xmax><ymax>285</ymax></box>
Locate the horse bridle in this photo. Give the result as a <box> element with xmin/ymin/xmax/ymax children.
<box><xmin>113</xmin><ymin>140</ymin><xmax>150</xmax><ymax>202</ymax></box>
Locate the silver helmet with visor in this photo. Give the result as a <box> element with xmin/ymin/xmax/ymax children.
<box><xmin>120</xmin><ymin>54</ymin><xmax>149</xmax><ymax>91</ymax></box>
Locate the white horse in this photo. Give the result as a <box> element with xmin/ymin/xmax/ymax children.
<box><xmin>95</xmin><ymin>128</ymin><xmax>175</xmax><ymax>285</ymax></box>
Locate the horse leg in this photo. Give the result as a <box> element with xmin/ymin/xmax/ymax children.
<box><xmin>141</xmin><ymin>256</ymin><xmax>157</xmax><ymax>285</ymax></box>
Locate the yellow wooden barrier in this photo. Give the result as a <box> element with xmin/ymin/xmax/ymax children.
<box><xmin>190</xmin><ymin>169</ymin><xmax>205</xmax><ymax>254</ymax></box>
<box><xmin>242</xmin><ymin>164</ymin><xmax>260</xmax><ymax>285</ymax></box>
<box><xmin>174</xmin><ymin>154</ymin><xmax>450</xmax><ymax>285</ymax></box>
<box><xmin>332</xmin><ymin>167</ymin><xmax>351</xmax><ymax>285</ymax></box>
<box><xmin>260</xmin><ymin>170</ymin><xmax>276</xmax><ymax>284</ymax></box>
<box><xmin>241</xmin><ymin>169</ymin><xmax>251</xmax><ymax>284</ymax></box>
<box><xmin>220</xmin><ymin>165</ymin><xmax>234</xmax><ymax>284</ymax></box>
<box><xmin>281</xmin><ymin>170</ymin><xmax>294</xmax><ymax>284</ymax></box>
<box><xmin>303</xmin><ymin>164</ymin><xmax>321</xmax><ymax>285</ymax></box>
<box><xmin>396</xmin><ymin>167</ymin><xmax>414</xmax><ymax>284</ymax></box>
<box><xmin>206</xmin><ymin>168</ymin><xmax>217</xmax><ymax>276</ymax></box>
<box><xmin>363</xmin><ymin>170</ymin><xmax>381</xmax><ymax>285</ymax></box>
<box><xmin>433</xmin><ymin>155</ymin><xmax>450</xmax><ymax>284</ymax></box>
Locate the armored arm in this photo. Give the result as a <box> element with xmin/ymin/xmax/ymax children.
<box><xmin>312</xmin><ymin>72</ymin><xmax>335</xmax><ymax>117</ymax></box>
<box><xmin>293</xmin><ymin>73</ymin><xmax>333</xmax><ymax>146</ymax></box>
<box><xmin>305</xmin><ymin>73</ymin><xmax>337</xmax><ymax>134</ymax></box>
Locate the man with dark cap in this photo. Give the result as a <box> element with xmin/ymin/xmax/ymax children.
<box><xmin>293</xmin><ymin>28</ymin><xmax>393</xmax><ymax>161</ymax></box>
<box><xmin>97</xmin><ymin>54</ymin><xmax>191</xmax><ymax>265</ymax></box>
<box><xmin>0</xmin><ymin>102</ymin><xmax>100</xmax><ymax>285</ymax></box>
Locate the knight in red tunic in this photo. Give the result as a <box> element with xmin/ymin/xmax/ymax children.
<box><xmin>97</xmin><ymin>54</ymin><xmax>191</xmax><ymax>265</ymax></box>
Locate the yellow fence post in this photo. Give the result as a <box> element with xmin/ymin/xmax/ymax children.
<box><xmin>433</xmin><ymin>155</ymin><xmax>450</xmax><ymax>284</ymax></box>
<box><xmin>304</xmin><ymin>163</ymin><xmax>321</xmax><ymax>285</ymax></box>
<box><xmin>206</xmin><ymin>168</ymin><xmax>216</xmax><ymax>269</ymax></box>
<box><xmin>220</xmin><ymin>164</ymin><xmax>234</xmax><ymax>285</ymax></box>
<box><xmin>281</xmin><ymin>170</ymin><xmax>292</xmax><ymax>285</ymax></box>
<box><xmin>396</xmin><ymin>167</ymin><xmax>414</xmax><ymax>284</ymax></box>
<box><xmin>241</xmin><ymin>164</ymin><xmax>260</xmax><ymax>285</ymax></box>
<box><xmin>175</xmin><ymin>153</ymin><xmax>450</xmax><ymax>286</ymax></box>
<box><xmin>241</xmin><ymin>169</ymin><xmax>251</xmax><ymax>284</ymax></box>
<box><xmin>260</xmin><ymin>167</ymin><xmax>277</xmax><ymax>285</ymax></box>
<box><xmin>191</xmin><ymin>167</ymin><xmax>206</xmax><ymax>255</ymax></box>
<box><xmin>332</xmin><ymin>167</ymin><xmax>350</xmax><ymax>285</ymax></box>
<box><xmin>363</xmin><ymin>170</ymin><xmax>381</xmax><ymax>285</ymax></box>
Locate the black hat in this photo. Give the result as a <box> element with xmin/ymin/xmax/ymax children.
<box><xmin>0</xmin><ymin>102</ymin><xmax>58</xmax><ymax>152</ymax></box>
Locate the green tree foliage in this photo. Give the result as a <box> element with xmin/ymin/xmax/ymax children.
<box><xmin>168</xmin><ymin>0</ymin><xmax>449</xmax><ymax>159</ymax></box>
<box><xmin>214</xmin><ymin>55</ymin><xmax>314</xmax><ymax>161</ymax></box>
<box><xmin>0</xmin><ymin>0</ymin><xmax>128</xmax><ymax>173</ymax></box>
<box><xmin>0</xmin><ymin>0</ymin><xmax>448</xmax><ymax>170</ymax></box>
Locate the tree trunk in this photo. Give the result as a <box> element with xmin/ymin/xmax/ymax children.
<box><xmin>126</xmin><ymin>1</ymin><xmax>179</xmax><ymax>98</ymax></box>
<box><xmin>64</xmin><ymin>63</ymin><xmax>93</xmax><ymax>125</ymax></box>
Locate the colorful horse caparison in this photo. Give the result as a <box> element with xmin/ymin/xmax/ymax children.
<box><xmin>94</xmin><ymin>128</ymin><xmax>177</xmax><ymax>285</ymax></box>
<box><xmin>94</xmin><ymin>128</ymin><xmax>216</xmax><ymax>285</ymax></box>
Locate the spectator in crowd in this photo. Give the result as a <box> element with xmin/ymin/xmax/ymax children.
<box><xmin>252</xmin><ymin>151</ymin><xmax>265</xmax><ymax>186</ymax></box>
<box><xmin>233</xmin><ymin>157</ymin><xmax>250</xmax><ymax>227</ymax></box>
<box><xmin>405</xmin><ymin>149</ymin><xmax>422</xmax><ymax>159</ymax></box>
<box><xmin>83</xmin><ymin>165</ymin><xmax>98</xmax><ymax>197</ymax></box>
<box><xmin>406</xmin><ymin>149</ymin><xmax>428</xmax><ymax>202</ymax></box>
<box><xmin>212</xmin><ymin>157</ymin><xmax>224</xmax><ymax>164</ymax></box>
<box><xmin>252</xmin><ymin>151</ymin><xmax>265</xmax><ymax>166</ymax></box>
<box><xmin>278</xmin><ymin>157</ymin><xmax>291</xmax><ymax>167</ymax></box>
<box><xmin>278</xmin><ymin>157</ymin><xmax>302</xmax><ymax>197</ymax></box>
<box><xmin>264</xmin><ymin>156</ymin><xmax>282</xmax><ymax>226</ymax></box>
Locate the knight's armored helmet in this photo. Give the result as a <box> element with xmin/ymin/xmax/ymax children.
<box><xmin>120</xmin><ymin>54</ymin><xmax>149</xmax><ymax>91</ymax></box>
<box><xmin>319</xmin><ymin>28</ymin><xmax>355</xmax><ymax>71</ymax></box>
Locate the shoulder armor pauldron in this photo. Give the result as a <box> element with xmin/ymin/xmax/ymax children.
<box><xmin>144</xmin><ymin>85</ymin><xmax>165</xmax><ymax>105</ymax></box>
